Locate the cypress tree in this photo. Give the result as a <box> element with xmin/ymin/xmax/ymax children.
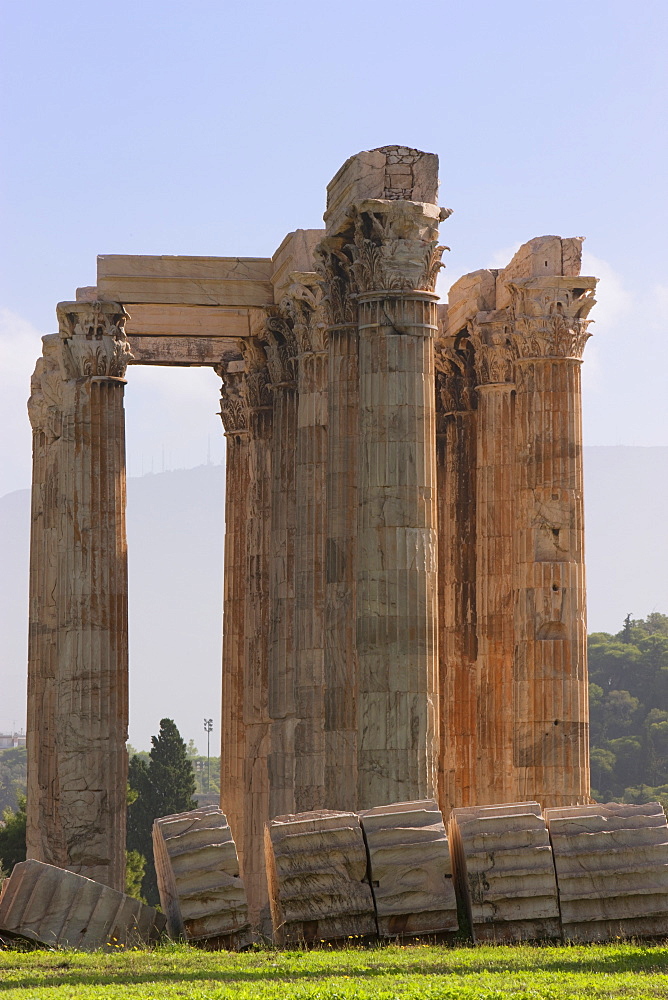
<box><xmin>127</xmin><ymin>718</ymin><xmax>197</xmax><ymax>904</ymax></box>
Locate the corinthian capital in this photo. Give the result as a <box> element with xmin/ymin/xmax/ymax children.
<box><xmin>508</xmin><ymin>276</ymin><xmax>597</xmax><ymax>361</ymax></box>
<box><xmin>468</xmin><ymin>311</ymin><xmax>514</xmax><ymax>386</ymax></box>
<box><xmin>263</xmin><ymin>311</ymin><xmax>298</xmax><ymax>388</ymax></box>
<box><xmin>313</xmin><ymin>238</ymin><xmax>356</xmax><ymax>327</ymax></box>
<box><xmin>215</xmin><ymin>355</ymin><xmax>248</xmax><ymax>435</ymax></box>
<box><xmin>238</xmin><ymin>334</ymin><xmax>272</xmax><ymax>411</ymax></box>
<box><xmin>279</xmin><ymin>272</ymin><xmax>328</xmax><ymax>354</ymax></box>
<box><xmin>56</xmin><ymin>301</ymin><xmax>133</xmax><ymax>379</ymax></box>
<box><xmin>434</xmin><ymin>334</ymin><xmax>476</xmax><ymax>414</ymax></box>
<box><xmin>347</xmin><ymin>200</ymin><xmax>447</xmax><ymax>294</ymax></box>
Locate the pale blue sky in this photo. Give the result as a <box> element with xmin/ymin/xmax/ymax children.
<box><xmin>1</xmin><ymin>0</ymin><xmax>667</xmax><ymax>497</ymax></box>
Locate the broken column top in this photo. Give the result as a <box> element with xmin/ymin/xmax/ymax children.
<box><xmin>324</xmin><ymin>145</ymin><xmax>439</xmax><ymax>235</ymax></box>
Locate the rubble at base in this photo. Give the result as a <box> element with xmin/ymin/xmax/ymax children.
<box><xmin>0</xmin><ymin>860</ymin><xmax>165</xmax><ymax>950</ymax></box>
<box><xmin>359</xmin><ymin>799</ymin><xmax>458</xmax><ymax>938</ymax></box>
<box><xmin>265</xmin><ymin>810</ymin><xmax>377</xmax><ymax>946</ymax></box>
<box><xmin>153</xmin><ymin>805</ymin><xmax>251</xmax><ymax>948</ymax></box>
<box><xmin>546</xmin><ymin>801</ymin><xmax>668</xmax><ymax>942</ymax></box>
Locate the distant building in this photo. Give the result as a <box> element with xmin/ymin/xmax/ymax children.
<box><xmin>0</xmin><ymin>733</ymin><xmax>26</xmax><ymax>749</ymax></box>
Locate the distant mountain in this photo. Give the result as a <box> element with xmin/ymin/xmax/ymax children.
<box><xmin>1</xmin><ymin>447</ymin><xmax>666</xmax><ymax>747</ymax></box>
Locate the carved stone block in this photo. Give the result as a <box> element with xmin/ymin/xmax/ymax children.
<box><xmin>0</xmin><ymin>860</ymin><xmax>165</xmax><ymax>950</ymax></box>
<box><xmin>359</xmin><ymin>799</ymin><xmax>458</xmax><ymax>938</ymax></box>
<box><xmin>153</xmin><ymin>806</ymin><xmax>250</xmax><ymax>947</ymax></box>
<box><xmin>324</xmin><ymin>145</ymin><xmax>439</xmax><ymax>236</ymax></box>
<box><xmin>449</xmin><ymin>802</ymin><xmax>561</xmax><ymax>942</ymax></box>
<box><xmin>546</xmin><ymin>802</ymin><xmax>668</xmax><ymax>942</ymax></box>
<box><xmin>265</xmin><ymin>810</ymin><xmax>376</xmax><ymax>946</ymax></box>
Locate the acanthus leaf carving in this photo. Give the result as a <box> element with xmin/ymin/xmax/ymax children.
<box><xmin>215</xmin><ymin>353</ymin><xmax>248</xmax><ymax>435</ymax></box>
<box><xmin>238</xmin><ymin>335</ymin><xmax>272</xmax><ymax>411</ymax></box>
<box><xmin>313</xmin><ymin>240</ymin><xmax>356</xmax><ymax>328</ymax></box>
<box><xmin>434</xmin><ymin>333</ymin><xmax>477</xmax><ymax>417</ymax></box>
<box><xmin>280</xmin><ymin>272</ymin><xmax>328</xmax><ymax>355</ymax></box>
<box><xmin>263</xmin><ymin>311</ymin><xmax>298</xmax><ymax>388</ymax></box>
<box><xmin>508</xmin><ymin>278</ymin><xmax>597</xmax><ymax>361</ymax></box>
<box><xmin>468</xmin><ymin>312</ymin><xmax>514</xmax><ymax>386</ymax></box>
<box><xmin>56</xmin><ymin>301</ymin><xmax>133</xmax><ymax>379</ymax></box>
<box><xmin>347</xmin><ymin>203</ymin><xmax>447</xmax><ymax>294</ymax></box>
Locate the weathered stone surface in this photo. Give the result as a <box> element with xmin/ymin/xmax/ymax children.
<box><xmin>324</xmin><ymin>145</ymin><xmax>439</xmax><ymax>236</ymax></box>
<box><xmin>359</xmin><ymin>799</ymin><xmax>458</xmax><ymax>938</ymax></box>
<box><xmin>0</xmin><ymin>860</ymin><xmax>165</xmax><ymax>949</ymax></box>
<box><xmin>28</xmin><ymin>152</ymin><xmax>600</xmax><ymax>922</ymax></box>
<box><xmin>153</xmin><ymin>806</ymin><xmax>250</xmax><ymax>946</ymax></box>
<box><xmin>97</xmin><ymin>254</ymin><xmax>273</xmax><ymax>307</ymax></box>
<box><xmin>26</xmin><ymin>302</ymin><xmax>131</xmax><ymax>890</ymax></box>
<box><xmin>546</xmin><ymin>802</ymin><xmax>668</xmax><ymax>942</ymax></box>
<box><xmin>449</xmin><ymin>802</ymin><xmax>561</xmax><ymax>942</ymax></box>
<box><xmin>265</xmin><ymin>810</ymin><xmax>376</xmax><ymax>945</ymax></box>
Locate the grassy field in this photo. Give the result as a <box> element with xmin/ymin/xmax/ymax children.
<box><xmin>1</xmin><ymin>942</ymin><xmax>668</xmax><ymax>999</ymax></box>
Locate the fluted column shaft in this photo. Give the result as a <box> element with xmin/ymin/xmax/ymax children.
<box><xmin>218</xmin><ymin>359</ymin><xmax>249</xmax><ymax>865</ymax></box>
<box><xmin>437</xmin><ymin>401</ymin><xmax>477</xmax><ymax>812</ymax></box>
<box><xmin>294</xmin><ymin>348</ymin><xmax>328</xmax><ymax>811</ymax></box>
<box><xmin>243</xmin><ymin>397</ymin><xmax>273</xmax><ymax>925</ymax></box>
<box><xmin>513</xmin><ymin>357</ymin><xmax>589</xmax><ymax>805</ymax></box>
<box><xmin>356</xmin><ymin>291</ymin><xmax>439</xmax><ymax>806</ymax></box>
<box><xmin>475</xmin><ymin>382</ymin><xmax>516</xmax><ymax>802</ymax></box>
<box><xmin>267</xmin><ymin>382</ymin><xmax>298</xmax><ymax>819</ymax></box>
<box><xmin>509</xmin><ymin>276</ymin><xmax>596</xmax><ymax>807</ymax></box>
<box><xmin>27</xmin><ymin>302</ymin><xmax>131</xmax><ymax>890</ymax></box>
<box><xmin>324</xmin><ymin>322</ymin><xmax>359</xmax><ymax>808</ymax></box>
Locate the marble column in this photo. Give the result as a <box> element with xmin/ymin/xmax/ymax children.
<box><xmin>238</xmin><ymin>330</ymin><xmax>273</xmax><ymax>928</ymax></box>
<box><xmin>509</xmin><ymin>276</ymin><xmax>596</xmax><ymax>807</ymax></box>
<box><xmin>282</xmin><ymin>277</ymin><xmax>329</xmax><ymax>813</ymax></box>
<box><xmin>317</xmin><ymin>242</ymin><xmax>360</xmax><ymax>810</ymax></box>
<box><xmin>217</xmin><ymin>354</ymin><xmax>250</xmax><ymax>868</ymax></box>
<box><xmin>469</xmin><ymin>313</ymin><xmax>516</xmax><ymax>804</ymax></box>
<box><xmin>26</xmin><ymin>301</ymin><xmax>132</xmax><ymax>890</ymax></box>
<box><xmin>263</xmin><ymin>315</ymin><xmax>298</xmax><ymax>820</ymax></box>
<box><xmin>434</xmin><ymin>335</ymin><xmax>478</xmax><ymax>812</ymax></box>
<box><xmin>349</xmin><ymin>201</ymin><xmax>443</xmax><ymax>807</ymax></box>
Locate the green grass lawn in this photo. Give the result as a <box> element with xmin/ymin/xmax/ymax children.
<box><xmin>1</xmin><ymin>942</ymin><xmax>668</xmax><ymax>999</ymax></box>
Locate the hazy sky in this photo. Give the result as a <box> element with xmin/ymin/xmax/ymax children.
<box><xmin>1</xmin><ymin>2</ymin><xmax>666</xmax><ymax>742</ymax></box>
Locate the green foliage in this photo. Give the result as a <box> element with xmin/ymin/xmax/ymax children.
<box><xmin>0</xmin><ymin>794</ymin><xmax>27</xmax><ymax>874</ymax></box>
<box><xmin>589</xmin><ymin>612</ymin><xmax>668</xmax><ymax>802</ymax></box>
<box><xmin>0</xmin><ymin>943</ymin><xmax>667</xmax><ymax>999</ymax></box>
<box><xmin>0</xmin><ymin>747</ymin><xmax>27</xmax><ymax>813</ymax></box>
<box><xmin>127</xmin><ymin>719</ymin><xmax>197</xmax><ymax>905</ymax></box>
<box><xmin>124</xmin><ymin>849</ymin><xmax>146</xmax><ymax>901</ymax></box>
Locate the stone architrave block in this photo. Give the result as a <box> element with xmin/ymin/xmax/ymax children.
<box><xmin>153</xmin><ymin>805</ymin><xmax>250</xmax><ymax>947</ymax></box>
<box><xmin>265</xmin><ymin>810</ymin><xmax>377</xmax><ymax>946</ymax></box>
<box><xmin>359</xmin><ymin>799</ymin><xmax>459</xmax><ymax>938</ymax></box>
<box><xmin>546</xmin><ymin>801</ymin><xmax>668</xmax><ymax>942</ymax></box>
<box><xmin>0</xmin><ymin>860</ymin><xmax>165</xmax><ymax>950</ymax></box>
<box><xmin>449</xmin><ymin>802</ymin><xmax>561</xmax><ymax>943</ymax></box>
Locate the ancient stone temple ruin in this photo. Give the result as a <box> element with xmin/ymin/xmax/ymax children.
<box><xmin>25</xmin><ymin>147</ymin><xmax>597</xmax><ymax>925</ymax></box>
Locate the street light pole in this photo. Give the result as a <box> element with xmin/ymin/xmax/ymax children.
<box><xmin>204</xmin><ymin>718</ymin><xmax>213</xmax><ymax>794</ymax></box>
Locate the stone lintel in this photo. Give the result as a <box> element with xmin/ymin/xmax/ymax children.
<box><xmin>97</xmin><ymin>254</ymin><xmax>274</xmax><ymax>307</ymax></box>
